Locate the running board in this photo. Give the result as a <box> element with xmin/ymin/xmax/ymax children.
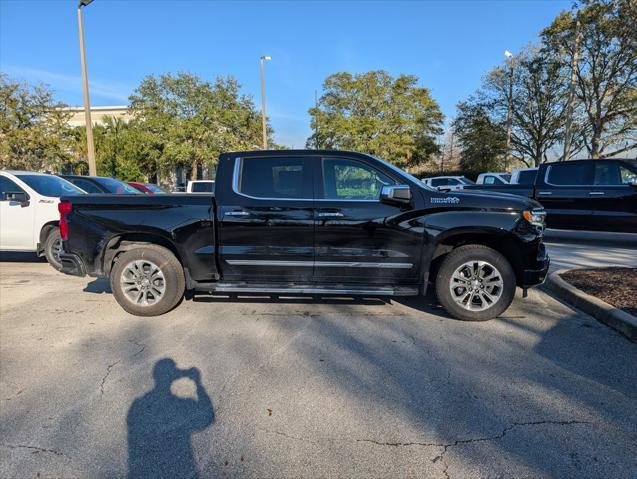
<box><xmin>191</xmin><ymin>282</ymin><xmax>419</xmax><ymax>297</ymax></box>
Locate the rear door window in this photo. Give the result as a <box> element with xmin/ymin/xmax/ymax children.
<box><xmin>237</xmin><ymin>157</ymin><xmax>312</xmax><ymax>199</ymax></box>
<box><xmin>547</xmin><ymin>163</ymin><xmax>592</xmax><ymax>186</ymax></box>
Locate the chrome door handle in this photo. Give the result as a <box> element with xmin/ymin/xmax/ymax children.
<box><xmin>318</xmin><ymin>212</ymin><xmax>344</xmax><ymax>217</ymax></box>
<box><xmin>225</xmin><ymin>210</ymin><xmax>250</xmax><ymax>216</ymax></box>
<box><xmin>538</xmin><ymin>191</ymin><xmax>553</xmax><ymax>195</ymax></box>
<box><xmin>589</xmin><ymin>191</ymin><xmax>605</xmax><ymax>195</ymax></box>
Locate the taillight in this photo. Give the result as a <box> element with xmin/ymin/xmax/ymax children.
<box><xmin>58</xmin><ymin>201</ymin><xmax>72</xmax><ymax>241</ymax></box>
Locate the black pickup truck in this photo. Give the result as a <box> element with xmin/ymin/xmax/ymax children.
<box><xmin>58</xmin><ymin>150</ymin><xmax>549</xmax><ymax>321</ymax></box>
<box><xmin>464</xmin><ymin>159</ymin><xmax>637</xmax><ymax>233</ymax></box>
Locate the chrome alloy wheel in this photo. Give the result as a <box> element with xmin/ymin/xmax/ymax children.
<box><xmin>120</xmin><ymin>260</ymin><xmax>166</xmax><ymax>306</ymax></box>
<box><xmin>449</xmin><ymin>260</ymin><xmax>504</xmax><ymax>311</ymax></box>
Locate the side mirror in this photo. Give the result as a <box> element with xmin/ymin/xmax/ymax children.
<box><xmin>380</xmin><ymin>185</ymin><xmax>412</xmax><ymax>205</ymax></box>
<box><xmin>6</xmin><ymin>191</ymin><xmax>29</xmax><ymax>206</ymax></box>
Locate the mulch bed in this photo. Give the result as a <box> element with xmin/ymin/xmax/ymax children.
<box><xmin>561</xmin><ymin>267</ymin><xmax>637</xmax><ymax>317</ymax></box>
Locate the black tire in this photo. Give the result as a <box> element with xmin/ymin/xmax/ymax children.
<box><xmin>434</xmin><ymin>244</ymin><xmax>516</xmax><ymax>321</ymax></box>
<box><xmin>110</xmin><ymin>245</ymin><xmax>185</xmax><ymax>317</ymax></box>
<box><xmin>43</xmin><ymin>228</ymin><xmax>63</xmax><ymax>271</ymax></box>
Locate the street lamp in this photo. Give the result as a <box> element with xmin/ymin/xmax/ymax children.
<box><xmin>260</xmin><ymin>55</ymin><xmax>272</xmax><ymax>150</ymax></box>
<box><xmin>504</xmin><ymin>50</ymin><xmax>514</xmax><ymax>163</ymax></box>
<box><xmin>77</xmin><ymin>0</ymin><xmax>96</xmax><ymax>175</ymax></box>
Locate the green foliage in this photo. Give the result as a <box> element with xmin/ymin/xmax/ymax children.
<box><xmin>452</xmin><ymin>100</ymin><xmax>508</xmax><ymax>172</ymax></box>
<box><xmin>129</xmin><ymin>72</ymin><xmax>267</xmax><ymax>182</ymax></box>
<box><xmin>541</xmin><ymin>0</ymin><xmax>636</xmax><ymax>158</ymax></box>
<box><xmin>307</xmin><ymin>71</ymin><xmax>444</xmax><ymax>169</ymax></box>
<box><xmin>0</xmin><ymin>73</ymin><xmax>73</xmax><ymax>171</ymax></box>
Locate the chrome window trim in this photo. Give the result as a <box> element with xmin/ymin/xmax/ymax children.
<box><xmin>544</xmin><ymin>163</ymin><xmax>633</xmax><ymax>188</ymax></box>
<box><xmin>232</xmin><ymin>157</ymin><xmax>313</xmax><ymax>202</ymax></box>
<box><xmin>226</xmin><ymin>259</ymin><xmax>413</xmax><ymax>269</ymax></box>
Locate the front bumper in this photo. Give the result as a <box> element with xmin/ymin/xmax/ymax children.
<box><xmin>521</xmin><ymin>243</ymin><xmax>550</xmax><ymax>288</ymax></box>
<box><xmin>59</xmin><ymin>252</ymin><xmax>86</xmax><ymax>277</ymax></box>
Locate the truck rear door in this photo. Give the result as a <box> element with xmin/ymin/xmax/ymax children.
<box><xmin>536</xmin><ymin>162</ymin><xmax>595</xmax><ymax>230</ymax></box>
<box><xmin>216</xmin><ymin>155</ymin><xmax>315</xmax><ymax>282</ymax></box>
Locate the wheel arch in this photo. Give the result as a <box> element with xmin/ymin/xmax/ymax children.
<box><xmin>428</xmin><ymin>229</ymin><xmax>525</xmax><ymax>286</ymax></box>
<box><xmin>38</xmin><ymin>221</ymin><xmax>59</xmax><ymax>255</ymax></box>
<box><xmin>101</xmin><ymin>233</ymin><xmax>183</xmax><ymax>277</ymax></box>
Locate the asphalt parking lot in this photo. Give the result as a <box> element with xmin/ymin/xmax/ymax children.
<box><xmin>1</xmin><ymin>234</ymin><xmax>636</xmax><ymax>478</ymax></box>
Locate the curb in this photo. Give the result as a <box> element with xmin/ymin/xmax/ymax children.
<box><xmin>546</xmin><ymin>269</ymin><xmax>637</xmax><ymax>343</ymax></box>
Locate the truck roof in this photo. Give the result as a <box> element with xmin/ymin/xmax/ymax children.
<box><xmin>221</xmin><ymin>149</ymin><xmax>368</xmax><ymax>158</ymax></box>
<box><xmin>1</xmin><ymin>170</ymin><xmax>52</xmax><ymax>176</ymax></box>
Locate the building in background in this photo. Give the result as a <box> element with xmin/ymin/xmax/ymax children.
<box><xmin>62</xmin><ymin>105</ymin><xmax>132</xmax><ymax>127</ymax></box>
<box><xmin>61</xmin><ymin>105</ymin><xmax>208</xmax><ymax>190</ymax></box>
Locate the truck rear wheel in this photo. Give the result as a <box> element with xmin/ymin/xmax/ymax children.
<box><xmin>435</xmin><ymin>245</ymin><xmax>516</xmax><ymax>321</ymax></box>
<box><xmin>110</xmin><ymin>245</ymin><xmax>185</xmax><ymax>317</ymax></box>
<box><xmin>44</xmin><ymin>228</ymin><xmax>63</xmax><ymax>271</ymax></box>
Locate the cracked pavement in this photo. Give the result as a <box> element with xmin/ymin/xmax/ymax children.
<box><xmin>1</xmin><ymin>255</ymin><xmax>636</xmax><ymax>478</ymax></box>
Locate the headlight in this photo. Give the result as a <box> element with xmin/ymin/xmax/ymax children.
<box><xmin>522</xmin><ymin>209</ymin><xmax>546</xmax><ymax>228</ymax></box>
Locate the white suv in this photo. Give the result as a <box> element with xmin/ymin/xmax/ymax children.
<box><xmin>0</xmin><ymin>171</ymin><xmax>85</xmax><ymax>269</ymax></box>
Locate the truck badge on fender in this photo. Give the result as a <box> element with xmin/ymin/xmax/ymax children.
<box><xmin>430</xmin><ymin>196</ymin><xmax>460</xmax><ymax>205</ymax></box>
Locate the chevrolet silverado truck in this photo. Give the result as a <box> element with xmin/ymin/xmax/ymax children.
<box><xmin>464</xmin><ymin>159</ymin><xmax>637</xmax><ymax>233</ymax></box>
<box><xmin>57</xmin><ymin>150</ymin><xmax>549</xmax><ymax>321</ymax></box>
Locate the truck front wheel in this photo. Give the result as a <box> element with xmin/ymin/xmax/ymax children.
<box><xmin>110</xmin><ymin>245</ymin><xmax>185</xmax><ymax>317</ymax></box>
<box><xmin>435</xmin><ymin>245</ymin><xmax>516</xmax><ymax>321</ymax></box>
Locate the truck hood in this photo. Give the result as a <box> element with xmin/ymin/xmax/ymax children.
<box><xmin>427</xmin><ymin>189</ymin><xmax>541</xmax><ymax>211</ymax></box>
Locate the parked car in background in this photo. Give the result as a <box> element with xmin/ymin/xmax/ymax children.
<box><xmin>1</xmin><ymin>171</ymin><xmax>85</xmax><ymax>269</ymax></box>
<box><xmin>464</xmin><ymin>159</ymin><xmax>637</xmax><ymax>232</ymax></box>
<box><xmin>510</xmin><ymin>167</ymin><xmax>538</xmax><ymax>185</ymax></box>
<box><xmin>476</xmin><ymin>172</ymin><xmax>511</xmax><ymax>185</ymax></box>
<box><xmin>128</xmin><ymin>182</ymin><xmax>170</xmax><ymax>195</ymax></box>
<box><xmin>57</xmin><ymin>150</ymin><xmax>549</xmax><ymax>321</ymax></box>
<box><xmin>59</xmin><ymin>175</ymin><xmax>143</xmax><ymax>195</ymax></box>
<box><xmin>187</xmin><ymin>180</ymin><xmax>215</xmax><ymax>193</ymax></box>
<box><xmin>421</xmin><ymin>175</ymin><xmax>474</xmax><ymax>191</ymax></box>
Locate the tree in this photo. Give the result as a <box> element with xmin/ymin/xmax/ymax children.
<box><xmin>542</xmin><ymin>0</ymin><xmax>637</xmax><ymax>158</ymax></box>
<box><xmin>0</xmin><ymin>73</ymin><xmax>73</xmax><ymax>171</ymax></box>
<box><xmin>483</xmin><ymin>48</ymin><xmax>576</xmax><ymax>166</ymax></box>
<box><xmin>129</xmin><ymin>72</ymin><xmax>266</xmax><ymax>183</ymax></box>
<box><xmin>453</xmin><ymin>100</ymin><xmax>508</xmax><ymax>172</ymax></box>
<box><xmin>307</xmin><ymin>71</ymin><xmax>444</xmax><ymax>169</ymax></box>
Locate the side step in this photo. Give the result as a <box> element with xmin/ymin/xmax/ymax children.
<box><xmin>191</xmin><ymin>282</ymin><xmax>419</xmax><ymax>297</ymax></box>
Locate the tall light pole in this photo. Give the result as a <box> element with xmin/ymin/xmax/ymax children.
<box><xmin>562</xmin><ymin>12</ymin><xmax>581</xmax><ymax>161</ymax></box>
<box><xmin>259</xmin><ymin>55</ymin><xmax>272</xmax><ymax>150</ymax></box>
<box><xmin>77</xmin><ymin>0</ymin><xmax>96</xmax><ymax>175</ymax></box>
<box><xmin>504</xmin><ymin>50</ymin><xmax>514</xmax><ymax>163</ymax></box>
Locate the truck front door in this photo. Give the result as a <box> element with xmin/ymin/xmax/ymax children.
<box><xmin>313</xmin><ymin>156</ymin><xmax>423</xmax><ymax>285</ymax></box>
<box><xmin>0</xmin><ymin>176</ymin><xmax>35</xmax><ymax>251</ymax></box>
<box><xmin>217</xmin><ymin>155</ymin><xmax>315</xmax><ymax>282</ymax></box>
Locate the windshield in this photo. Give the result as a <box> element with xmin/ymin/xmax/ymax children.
<box><xmin>371</xmin><ymin>156</ymin><xmax>437</xmax><ymax>190</ymax></box>
<box><xmin>502</xmin><ymin>174</ymin><xmax>512</xmax><ymax>182</ymax></box>
<box><xmin>459</xmin><ymin>177</ymin><xmax>475</xmax><ymax>185</ymax></box>
<box><xmin>145</xmin><ymin>184</ymin><xmax>169</xmax><ymax>194</ymax></box>
<box><xmin>16</xmin><ymin>174</ymin><xmax>85</xmax><ymax>197</ymax></box>
<box><xmin>95</xmin><ymin>177</ymin><xmax>143</xmax><ymax>194</ymax></box>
